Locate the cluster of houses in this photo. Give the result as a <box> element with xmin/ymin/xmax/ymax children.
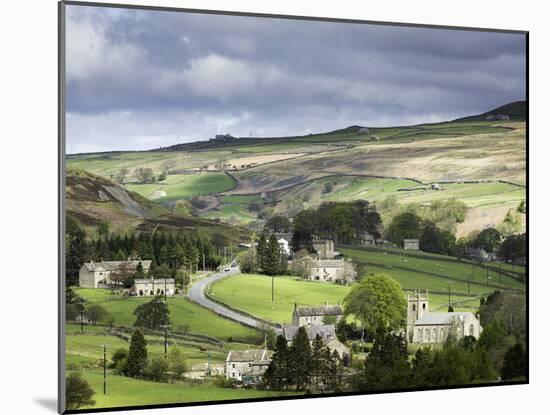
<box><xmin>224</xmin><ymin>303</ymin><xmax>349</xmax><ymax>384</ymax></box>
<box><xmin>78</xmin><ymin>259</ymin><xmax>176</xmax><ymax>296</ymax></box>
<box><xmin>486</xmin><ymin>114</ymin><xmax>510</xmax><ymax>121</ymax></box>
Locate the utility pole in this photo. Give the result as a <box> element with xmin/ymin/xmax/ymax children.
<box><xmin>103</xmin><ymin>344</ymin><xmax>107</xmax><ymax>395</ymax></box>
<box><xmin>467</xmin><ymin>272</ymin><xmax>470</xmax><ymax>296</ymax></box>
<box><xmin>272</xmin><ymin>274</ymin><xmax>274</xmax><ymax>303</ymax></box>
<box><xmin>202</xmin><ymin>253</ymin><xmax>205</xmax><ymax>272</ymax></box>
<box><xmin>79</xmin><ymin>299</ymin><xmax>85</xmax><ymax>333</ymax></box>
<box><xmin>224</xmin><ymin>246</ymin><xmax>227</xmax><ymax>265</ymax></box>
<box><xmin>486</xmin><ymin>265</ymin><xmax>489</xmax><ymax>286</ymax></box>
<box><xmin>207</xmin><ymin>350</ymin><xmax>211</xmax><ymax>381</ymax></box>
<box><xmin>448</xmin><ymin>282</ymin><xmax>451</xmax><ymax>307</ymax></box>
<box><xmin>160</xmin><ymin>324</ymin><xmax>171</xmax><ymax>358</ymax></box>
<box><xmin>164</xmin><ymin>276</ymin><xmax>167</xmax><ymax>302</ymax></box>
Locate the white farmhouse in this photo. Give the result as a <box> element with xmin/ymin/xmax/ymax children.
<box><xmin>132</xmin><ymin>278</ymin><xmax>176</xmax><ymax>297</ymax></box>
<box><xmin>225</xmin><ymin>349</ymin><xmax>271</xmax><ymax>384</ymax></box>
<box><xmin>406</xmin><ymin>290</ymin><xmax>482</xmax><ymax>344</ymax></box>
<box><xmin>79</xmin><ymin>260</ymin><xmax>152</xmax><ymax>288</ymax></box>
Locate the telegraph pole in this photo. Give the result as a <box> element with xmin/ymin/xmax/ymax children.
<box><xmin>202</xmin><ymin>253</ymin><xmax>206</xmax><ymax>271</ymax></box>
<box><xmin>224</xmin><ymin>246</ymin><xmax>227</xmax><ymax>265</ymax></box>
<box><xmin>467</xmin><ymin>272</ymin><xmax>470</xmax><ymax>295</ymax></box>
<box><xmin>79</xmin><ymin>299</ymin><xmax>85</xmax><ymax>333</ymax></box>
<box><xmin>448</xmin><ymin>282</ymin><xmax>451</xmax><ymax>307</ymax></box>
<box><xmin>160</xmin><ymin>324</ymin><xmax>171</xmax><ymax>358</ymax></box>
<box><xmin>103</xmin><ymin>344</ymin><xmax>107</xmax><ymax>394</ymax></box>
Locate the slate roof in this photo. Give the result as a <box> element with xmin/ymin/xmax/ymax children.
<box><xmin>134</xmin><ymin>278</ymin><xmax>175</xmax><ymax>284</ymax></box>
<box><xmin>283</xmin><ymin>324</ymin><xmax>337</xmax><ymax>342</ymax></box>
<box><xmin>226</xmin><ymin>350</ymin><xmax>270</xmax><ymax>363</ymax></box>
<box><xmin>294</xmin><ymin>305</ymin><xmax>343</xmax><ymax>317</ymax></box>
<box><xmin>82</xmin><ymin>260</ymin><xmax>152</xmax><ymax>272</ymax></box>
<box><xmin>415</xmin><ymin>312</ymin><xmax>476</xmax><ymax>326</ymax></box>
<box><xmin>311</xmin><ymin>259</ymin><xmax>345</xmax><ymax>268</ymax></box>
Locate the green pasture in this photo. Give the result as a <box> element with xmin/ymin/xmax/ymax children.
<box><xmin>209</xmin><ymin>274</ymin><xmax>350</xmax><ymax>325</ymax></box>
<box><xmin>203</xmin><ymin>204</ymin><xmax>257</xmax><ymax>224</ymax></box>
<box><xmin>125</xmin><ymin>173</ymin><xmax>235</xmax><ymax>202</ymax></box>
<box><xmin>74</xmin><ymin>370</ymin><xmax>297</xmax><ymax>409</ymax></box>
<box><xmin>341</xmin><ymin>248</ymin><xmax>525</xmax><ymax>291</ymax></box>
<box><xmin>74</xmin><ymin>288</ymin><xmax>262</xmax><ymax>344</ymax></box>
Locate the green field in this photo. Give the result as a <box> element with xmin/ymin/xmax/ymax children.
<box><xmin>75</xmin><ymin>370</ymin><xmax>298</xmax><ymax>409</ymax></box>
<box><xmin>125</xmin><ymin>173</ymin><xmax>235</xmax><ymax>201</ymax></box>
<box><xmin>209</xmin><ymin>274</ymin><xmax>349</xmax><ymax>325</ymax></box>
<box><xmin>341</xmin><ymin>247</ymin><xmax>525</xmax><ymax>291</ymax></box>
<box><xmin>74</xmin><ymin>288</ymin><xmax>262</xmax><ymax>344</ymax></box>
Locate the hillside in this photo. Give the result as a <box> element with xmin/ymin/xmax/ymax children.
<box><xmin>454</xmin><ymin>101</ymin><xmax>526</xmax><ymax>122</ymax></box>
<box><xmin>65</xmin><ymin>167</ymin><xmax>252</xmax><ymax>242</ymax></box>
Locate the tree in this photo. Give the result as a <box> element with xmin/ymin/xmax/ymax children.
<box><xmin>134</xmin><ymin>297</ymin><xmax>170</xmax><ymax>330</ymax></box>
<box><xmin>323</xmin><ymin>182</ymin><xmax>333</xmax><ymax>194</ymax></box>
<box><xmin>85</xmin><ymin>304</ymin><xmax>109</xmax><ymax>325</ymax></box>
<box><xmin>501</xmin><ymin>343</ymin><xmax>527</xmax><ymax>380</ymax></box>
<box><xmin>517</xmin><ymin>200</ymin><xmax>526</xmax><ymax>214</ymax></box>
<box><xmin>264</xmin><ymin>335</ymin><xmax>290</xmax><ymax>390</ymax></box>
<box><xmin>239</xmin><ymin>248</ymin><xmax>257</xmax><ymax>274</ymax></box>
<box><xmin>478</xmin><ymin>319</ymin><xmax>507</xmax><ymax>351</ymax></box>
<box><xmin>144</xmin><ymin>357</ymin><xmax>169</xmax><ymax>383</ymax></box>
<box><xmin>499</xmin><ymin>233</ymin><xmax>526</xmax><ymax>263</ymax></box>
<box><xmin>420</xmin><ymin>222</ymin><xmax>456</xmax><ymax>255</ymax></box>
<box><xmin>474</xmin><ymin>228</ymin><xmax>502</xmax><ymax>253</ymax></box>
<box><xmin>386</xmin><ymin>212</ymin><xmax>423</xmax><ymax>245</ymax></box>
<box><xmin>110</xmin><ymin>260</ymin><xmax>133</xmax><ymax>288</ymax></box>
<box><xmin>289</xmin><ymin>254</ymin><xmax>314</xmax><ymax>279</ymax></box>
<box><xmin>310</xmin><ymin>334</ymin><xmax>326</xmax><ymax>386</ymax></box>
<box><xmin>115</xmin><ymin>168</ymin><xmax>129</xmax><ymax>184</ymax></box>
<box><xmin>357</xmin><ymin>330</ymin><xmax>410</xmax><ymax>391</ymax></box>
<box><xmin>343</xmin><ymin>273</ymin><xmax>406</xmax><ymax>340</ymax></box>
<box><xmin>66</xmin><ymin>371</ymin><xmax>96</xmax><ymax>410</ymax></box>
<box><xmin>127</xmin><ymin>329</ymin><xmax>148</xmax><ymax>378</ymax></box>
<box><xmin>497</xmin><ymin>209</ymin><xmax>523</xmax><ymax>236</ymax></box>
<box><xmin>288</xmin><ymin>327</ymin><xmax>312</xmax><ymax>391</ymax></box>
<box><xmin>134</xmin><ymin>167</ymin><xmax>154</xmax><ymax>184</ymax></box>
<box><xmin>167</xmin><ymin>346</ymin><xmax>188</xmax><ymax>381</ymax></box>
<box><xmin>256</xmin><ymin>233</ymin><xmax>268</xmax><ymax>271</ymax></box>
<box><xmin>265</xmin><ymin>216</ymin><xmax>292</xmax><ymax>233</ymax></box>
<box><xmin>110</xmin><ymin>348</ymin><xmax>128</xmax><ymax>369</ymax></box>
<box><xmin>263</xmin><ymin>234</ymin><xmax>282</xmax><ymax>275</ymax></box>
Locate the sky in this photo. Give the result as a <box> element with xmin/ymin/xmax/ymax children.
<box><xmin>65</xmin><ymin>4</ymin><xmax>526</xmax><ymax>154</ymax></box>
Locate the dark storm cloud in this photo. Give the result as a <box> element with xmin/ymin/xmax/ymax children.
<box><xmin>65</xmin><ymin>4</ymin><xmax>526</xmax><ymax>153</ymax></box>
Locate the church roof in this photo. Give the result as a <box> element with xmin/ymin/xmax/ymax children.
<box><xmin>415</xmin><ymin>312</ymin><xmax>476</xmax><ymax>326</ymax></box>
<box><xmin>82</xmin><ymin>260</ymin><xmax>152</xmax><ymax>272</ymax></box>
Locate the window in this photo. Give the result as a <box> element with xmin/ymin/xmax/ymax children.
<box><xmin>425</xmin><ymin>328</ymin><xmax>430</xmax><ymax>342</ymax></box>
<box><xmin>412</xmin><ymin>304</ymin><xmax>416</xmax><ymax>311</ymax></box>
<box><xmin>232</xmin><ymin>364</ymin><xmax>235</xmax><ymax>368</ymax></box>
<box><xmin>422</xmin><ymin>303</ymin><xmax>426</xmax><ymax>310</ymax></box>
<box><xmin>469</xmin><ymin>324</ymin><xmax>475</xmax><ymax>336</ymax></box>
<box><xmin>232</xmin><ymin>372</ymin><xmax>235</xmax><ymax>378</ymax></box>
<box><xmin>418</xmin><ymin>329</ymin><xmax>423</xmax><ymax>341</ymax></box>
<box><xmin>432</xmin><ymin>328</ymin><xmax>437</xmax><ymax>342</ymax></box>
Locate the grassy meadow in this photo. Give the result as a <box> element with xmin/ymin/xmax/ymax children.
<box><xmin>74</xmin><ymin>288</ymin><xmax>262</xmax><ymax>344</ymax></box>
<box><xmin>75</xmin><ymin>370</ymin><xmax>298</xmax><ymax>409</ymax></box>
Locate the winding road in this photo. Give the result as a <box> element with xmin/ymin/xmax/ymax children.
<box><xmin>187</xmin><ymin>266</ymin><xmax>281</xmax><ymax>334</ymax></box>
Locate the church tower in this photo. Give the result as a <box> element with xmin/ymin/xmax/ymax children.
<box><xmin>406</xmin><ymin>290</ymin><xmax>429</xmax><ymax>342</ymax></box>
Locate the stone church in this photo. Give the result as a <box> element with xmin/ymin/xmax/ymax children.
<box><xmin>406</xmin><ymin>290</ymin><xmax>482</xmax><ymax>344</ymax></box>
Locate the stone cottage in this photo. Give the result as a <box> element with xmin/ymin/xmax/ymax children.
<box><xmin>131</xmin><ymin>278</ymin><xmax>176</xmax><ymax>297</ymax></box>
<box><xmin>79</xmin><ymin>260</ymin><xmax>152</xmax><ymax>289</ymax></box>
<box><xmin>292</xmin><ymin>304</ymin><xmax>344</xmax><ymax>326</ymax></box>
<box><xmin>225</xmin><ymin>349</ymin><xmax>271</xmax><ymax>384</ymax></box>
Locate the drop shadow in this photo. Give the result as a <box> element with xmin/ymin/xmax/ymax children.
<box><xmin>34</xmin><ymin>398</ymin><xmax>58</xmax><ymax>413</ymax></box>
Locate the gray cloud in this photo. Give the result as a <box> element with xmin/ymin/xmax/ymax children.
<box><xmin>65</xmin><ymin>4</ymin><xmax>526</xmax><ymax>153</ymax></box>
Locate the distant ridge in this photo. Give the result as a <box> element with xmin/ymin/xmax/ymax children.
<box><xmin>454</xmin><ymin>100</ymin><xmax>526</xmax><ymax>122</ymax></box>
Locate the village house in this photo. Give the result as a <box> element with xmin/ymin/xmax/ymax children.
<box><xmin>308</xmin><ymin>238</ymin><xmax>357</xmax><ymax>284</ymax></box>
<box><xmin>406</xmin><ymin>290</ymin><xmax>482</xmax><ymax>344</ymax></box>
<box><xmin>131</xmin><ymin>278</ymin><xmax>176</xmax><ymax>297</ymax></box>
<box><xmin>359</xmin><ymin>231</ymin><xmax>375</xmax><ymax>246</ymax></box>
<box><xmin>79</xmin><ymin>260</ymin><xmax>152</xmax><ymax>289</ymax></box>
<box><xmin>225</xmin><ymin>349</ymin><xmax>271</xmax><ymax>384</ymax></box>
<box><xmin>292</xmin><ymin>303</ymin><xmax>344</xmax><ymax>326</ymax></box>
<box><xmin>282</xmin><ymin>324</ymin><xmax>350</xmax><ymax>359</ymax></box>
<box><xmin>275</xmin><ymin>232</ymin><xmax>293</xmax><ymax>256</ymax></box>
<box><xmin>486</xmin><ymin>114</ymin><xmax>510</xmax><ymax>121</ymax></box>
<box><xmin>358</xmin><ymin>127</ymin><xmax>370</xmax><ymax>134</ymax></box>
<box><xmin>463</xmin><ymin>247</ymin><xmax>490</xmax><ymax>262</ymax></box>
<box><xmin>403</xmin><ymin>239</ymin><xmax>420</xmax><ymax>250</ymax></box>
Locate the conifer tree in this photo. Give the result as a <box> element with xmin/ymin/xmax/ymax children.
<box><xmin>264</xmin><ymin>335</ymin><xmax>290</xmax><ymax>390</ymax></box>
<box><xmin>289</xmin><ymin>326</ymin><xmax>312</xmax><ymax>391</ymax></box>
<box><xmin>127</xmin><ymin>329</ymin><xmax>148</xmax><ymax>378</ymax></box>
